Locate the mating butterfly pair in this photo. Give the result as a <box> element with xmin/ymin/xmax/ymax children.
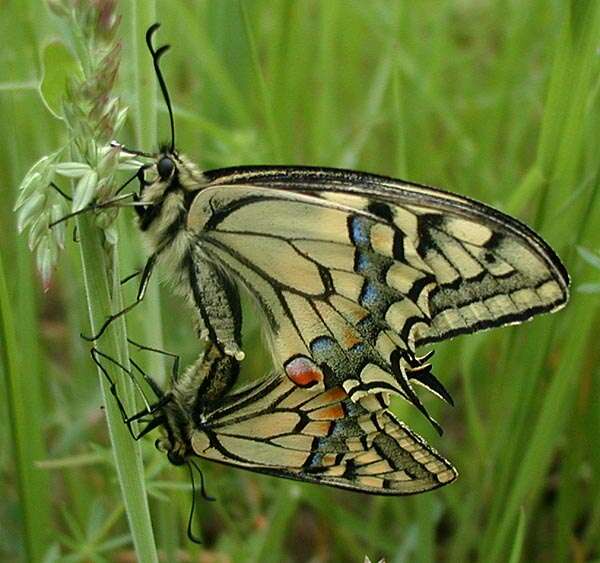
<box><xmin>88</xmin><ymin>24</ymin><xmax>568</xmax><ymax>497</ymax></box>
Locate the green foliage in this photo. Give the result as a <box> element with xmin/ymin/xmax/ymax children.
<box><xmin>1</xmin><ymin>1</ymin><xmax>599</xmax><ymax>561</ymax></box>
<box><xmin>39</xmin><ymin>41</ymin><xmax>80</xmax><ymax>120</ymax></box>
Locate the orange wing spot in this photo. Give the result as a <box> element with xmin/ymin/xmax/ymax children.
<box><xmin>301</xmin><ymin>386</ymin><xmax>347</xmax><ymax>411</ymax></box>
<box><xmin>330</xmin><ymin>295</ymin><xmax>370</xmax><ymax>323</ymax></box>
<box><xmin>285</xmin><ymin>356</ymin><xmax>324</xmax><ymax>388</ymax></box>
<box><xmin>342</xmin><ymin>327</ymin><xmax>362</xmax><ymax>349</ymax></box>
<box><xmin>311</xmin><ymin>404</ymin><xmax>345</xmax><ymax>420</ymax></box>
<box><xmin>320</xmin><ymin>387</ymin><xmax>347</xmax><ymax>402</ymax></box>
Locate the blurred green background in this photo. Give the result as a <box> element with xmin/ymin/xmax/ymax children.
<box><xmin>1</xmin><ymin>1</ymin><xmax>600</xmax><ymax>562</ymax></box>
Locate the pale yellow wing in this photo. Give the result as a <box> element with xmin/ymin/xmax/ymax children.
<box><xmin>191</xmin><ymin>373</ymin><xmax>456</xmax><ymax>494</ymax></box>
<box><xmin>185</xmin><ymin>166</ymin><xmax>569</xmax><ymax>428</ymax></box>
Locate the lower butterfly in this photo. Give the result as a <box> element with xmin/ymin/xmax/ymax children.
<box><xmin>92</xmin><ymin>342</ymin><xmax>456</xmax><ymax>495</ymax></box>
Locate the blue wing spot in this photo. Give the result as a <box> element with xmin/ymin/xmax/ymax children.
<box><xmin>310</xmin><ymin>336</ymin><xmax>336</xmax><ymax>355</ymax></box>
<box><xmin>348</xmin><ymin>216</ymin><xmax>371</xmax><ymax>247</ymax></box>
<box><xmin>356</xmin><ymin>251</ymin><xmax>371</xmax><ymax>274</ymax></box>
<box><xmin>348</xmin><ymin>341</ymin><xmax>367</xmax><ymax>354</ymax></box>
<box><xmin>360</xmin><ymin>280</ymin><xmax>380</xmax><ymax>308</ymax></box>
<box><xmin>310</xmin><ymin>453</ymin><xmax>323</xmax><ymax>466</ymax></box>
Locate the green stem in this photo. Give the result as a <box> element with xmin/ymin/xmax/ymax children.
<box><xmin>128</xmin><ymin>1</ymin><xmax>157</xmax><ymax>147</ymax></box>
<box><xmin>77</xmin><ymin>215</ymin><xmax>158</xmax><ymax>562</ymax></box>
<box><xmin>239</xmin><ymin>1</ymin><xmax>283</xmax><ymax>162</ymax></box>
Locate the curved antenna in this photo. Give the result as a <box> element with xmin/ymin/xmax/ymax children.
<box><xmin>146</xmin><ymin>23</ymin><xmax>176</xmax><ymax>152</ymax></box>
<box><xmin>191</xmin><ymin>459</ymin><xmax>215</xmax><ymax>502</ymax></box>
<box><xmin>186</xmin><ymin>460</ymin><xmax>215</xmax><ymax>544</ymax></box>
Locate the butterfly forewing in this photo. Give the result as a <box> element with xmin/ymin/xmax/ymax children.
<box><xmin>201</xmin><ymin>167</ymin><xmax>568</xmax><ymax>348</ymax></box>
<box><xmin>190</xmin><ymin>372</ymin><xmax>456</xmax><ymax>494</ymax></box>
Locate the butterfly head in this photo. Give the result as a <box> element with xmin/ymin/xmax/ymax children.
<box><xmin>137</xmin><ymin>149</ymin><xmax>204</xmax><ymax>197</ymax></box>
<box><xmin>153</xmin><ymin>395</ymin><xmax>193</xmax><ymax>466</ymax></box>
<box><xmin>155</xmin><ymin>436</ymin><xmax>187</xmax><ymax>466</ymax></box>
<box><xmin>130</xmin><ymin>148</ymin><xmax>205</xmax><ymax>236</ymax></box>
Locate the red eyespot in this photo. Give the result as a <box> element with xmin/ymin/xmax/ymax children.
<box><xmin>285</xmin><ymin>356</ymin><xmax>324</xmax><ymax>388</ymax></box>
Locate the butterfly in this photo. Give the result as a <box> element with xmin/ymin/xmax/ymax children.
<box><xmin>87</xmin><ymin>23</ymin><xmax>569</xmax><ymax>438</ymax></box>
<box><xmin>92</xmin><ymin>341</ymin><xmax>457</xmax><ymax>495</ymax></box>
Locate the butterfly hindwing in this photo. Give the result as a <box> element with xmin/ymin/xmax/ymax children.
<box><xmin>190</xmin><ymin>372</ymin><xmax>456</xmax><ymax>494</ymax></box>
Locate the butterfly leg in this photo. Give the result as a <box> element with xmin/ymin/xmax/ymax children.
<box><xmin>120</xmin><ymin>270</ymin><xmax>141</xmax><ymax>286</ymax></box>
<box><xmin>128</xmin><ymin>337</ymin><xmax>180</xmax><ymax>383</ymax></box>
<box><xmin>90</xmin><ymin>347</ymin><xmax>170</xmax><ymax>440</ymax></box>
<box><xmin>81</xmin><ymin>252</ymin><xmax>157</xmax><ymax>341</ymax></box>
<box><xmin>49</xmin><ymin>181</ymin><xmax>72</xmax><ymax>202</ymax></box>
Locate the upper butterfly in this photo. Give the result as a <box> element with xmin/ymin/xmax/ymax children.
<box><xmin>96</xmin><ymin>24</ymin><xmax>569</xmax><ymax>431</ymax></box>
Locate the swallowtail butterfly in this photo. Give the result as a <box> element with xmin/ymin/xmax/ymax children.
<box><xmin>92</xmin><ymin>23</ymin><xmax>568</xmax><ymax>479</ymax></box>
<box><xmin>93</xmin><ymin>342</ymin><xmax>456</xmax><ymax>495</ymax></box>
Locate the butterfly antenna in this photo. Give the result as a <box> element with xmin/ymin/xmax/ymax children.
<box><xmin>146</xmin><ymin>23</ymin><xmax>176</xmax><ymax>152</ymax></box>
<box><xmin>186</xmin><ymin>461</ymin><xmax>215</xmax><ymax>544</ymax></box>
<box><xmin>191</xmin><ymin>460</ymin><xmax>215</xmax><ymax>502</ymax></box>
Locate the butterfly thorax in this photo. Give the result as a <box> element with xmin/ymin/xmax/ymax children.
<box><xmin>136</xmin><ymin>152</ymin><xmax>212</xmax><ymax>288</ymax></box>
<box><xmin>156</xmin><ymin>344</ymin><xmax>240</xmax><ymax>465</ymax></box>
<box><xmin>133</xmin><ymin>152</ymin><xmax>246</xmax><ymax>360</ymax></box>
<box><xmin>157</xmin><ymin>393</ymin><xmax>193</xmax><ymax>465</ymax></box>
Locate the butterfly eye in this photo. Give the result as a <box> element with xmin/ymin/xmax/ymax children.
<box><xmin>157</xmin><ymin>156</ymin><xmax>174</xmax><ymax>180</ymax></box>
<box><xmin>167</xmin><ymin>450</ymin><xmax>185</xmax><ymax>466</ymax></box>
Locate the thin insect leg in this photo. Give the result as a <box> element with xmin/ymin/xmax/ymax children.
<box><xmin>129</xmin><ymin>356</ymin><xmax>165</xmax><ymax>399</ymax></box>
<box><xmin>125</xmin><ymin>361</ymin><xmax>154</xmax><ymax>411</ymax></box>
<box><xmin>128</xmin><ymin>398</ymin><xmax>170</xmax><ymax>424</ymax></box>
<box><xmin>128</xmin><ymin>337</ymin><xmax>180</xmax><ymax>383</ymax></box>
<box><xmin>81</xmin><ymin>252</ymin><xmax>157</xmax><ymax>342</ymax></box>
<box><xmin>136</xmin><ymin>415</ymin><xmax>167</xmax><ymax>439</ymax></box>
<box><xmin>49</xmin><ymin>192</ymin><xmax>136</xmax><ymax>228</ymax></box>
<box><xmin>90</xmin><ymin>347</ymin><xmax>166</xmax><ymax>417</ymax></box>
<box><xmin>50</xmin><ymin>181</ymin><xmax>77</xmax><ymax>244</ymax></box>
<box><xmin>135</xmin><ymin>417</ymin><xmax>157</xmax><ymax>425</ymax></box>
<box><xmin>120</xmin><ymin>270</ymin><xmax>141</xmax><ymax>286</ymax></box>
<box><xmin>90</xmin><ymin>347</ymin><xmax>151</xmax><ymax>412</ymax></box>
<box><xmin>90</xmin><ymin>348</ymin><xmax>146</xmax><ymax>438</ymax></box>
<box><xmin>49</xmin><ymin>181</ymin><xmax>73</xmax><ymax>201</ymax></box>
<box><xmin>90</xmin><ymin>348</ymin><xmax>170</xmax><ymax>439</ymax></box>
<box><xmin>114</xmin><ymin>166</ymin><xmax>149</xmax><ymax>196</ymax></box>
